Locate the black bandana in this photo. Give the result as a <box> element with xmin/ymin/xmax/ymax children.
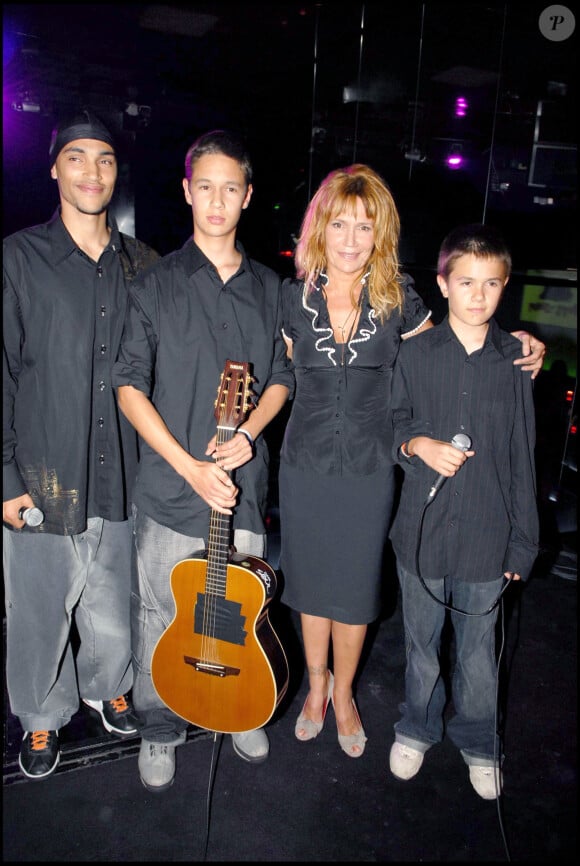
<box><xmin>49</xmin><ymin>109</ymin><xmax>116</xmax><ymax>167</ymax></box>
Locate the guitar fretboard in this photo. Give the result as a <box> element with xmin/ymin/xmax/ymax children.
<box><xmin>206</xmin><ymin>425</ymin><xmax>236</xmax><ymax>598</ymax></box>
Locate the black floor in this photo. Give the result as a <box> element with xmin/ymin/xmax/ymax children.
<box><xmin>3</xmin><ymin>535</ymin><xmax>577</xmax><ymax>863</ymax></box>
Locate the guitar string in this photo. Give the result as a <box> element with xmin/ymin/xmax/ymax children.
<box><xmin>203</xmin><ymin>427</ymin><xmax>226</xmax><ymax>665</ymax></box>
<box><xmin>202</xmin><ymin>372</ymin><xmax>226</xmax><ymax>665</ymax></box>
<box><xmin>202</xmin><ymin>422</ymin><xmax>236</xmax><ymax>666</ymax></box>
<box><xmin>202</xmin><ymin>427</ymin><xmax>219</xmax><ymax>665</ymax></box>
<box><xmin>201</xmin><ymin>367</ymin><xmax>248</xmax><ymax>680</ymax></box>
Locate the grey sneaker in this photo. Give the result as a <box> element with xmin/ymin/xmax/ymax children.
<box><xmin>138</xmin><ymin>740</ymin><xmax>175</xmax><ymax>792</ymax></box>
<box><xmin>389</xmin><ymin>741</ymin><xmax>425</xmax><ymax>780</ymax></box>
<box><xmin>231</xmin><ymin>728</ymin><xmax>269</xmax><ymax>763</ymax></box>
<box><xmin>469</xmin><ymin>764</ymin><xmax>503</xmax><ymax>799</ymax></box>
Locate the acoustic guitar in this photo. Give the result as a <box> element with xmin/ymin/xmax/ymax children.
<box><xmin>151</xmin><ymin>360</ymin><xmax>289</xmax><ymax>733</ymax></box>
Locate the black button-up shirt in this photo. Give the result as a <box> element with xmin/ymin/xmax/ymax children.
<box><xmin>389</xmin><ymin>317</ymin><xmax>539</xmax><ymax>583</ymax></box>
<box><xmin>280</xmin><ymin>274</ymin><xmax>431</xmax><ymax>476</ymax></box>
<box><xmin>3</xmin><ymin>210</ymin><xmax>158</xmax><ymax>534</ymax></box>
<box><xmin>112</xmin><ymin>237</ymin><xmax>294</xmax><ymax>537</ymax></box>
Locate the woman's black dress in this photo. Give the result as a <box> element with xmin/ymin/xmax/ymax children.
<box><xmin>278</xmin><ymin>274</ymin><xmax>431</xmax><ymax>625</ymax></box>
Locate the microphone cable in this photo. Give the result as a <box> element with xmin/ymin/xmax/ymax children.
<box><xmin>201</xmin><ymin>731</ymin><xmax>224</xmax><ymax>862</ymax></box>
<box><xmin>413</xmin><ymin>495</ymin><xmax>513</xmax><ymax>617</ymax></box>
<box><xmin>411</xmin><ymin>488</ymin><xmax>514</xmax><ymax>860</ymax></box>
<box><xmin>494</xmin><ymin>603</ymin><xmax>512</xmax><ymax>862</ymax></box>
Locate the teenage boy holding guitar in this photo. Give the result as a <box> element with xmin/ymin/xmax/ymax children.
<box><xmin>113</xmin><ymin>130</ymin><xmax>294</xmax><ymax>792</ymax></box>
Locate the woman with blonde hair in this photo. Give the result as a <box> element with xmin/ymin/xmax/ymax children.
<box><xmin>278</xmin><ymin>164</ymin><xmax>544</xmax><ymax>758</ymax></box>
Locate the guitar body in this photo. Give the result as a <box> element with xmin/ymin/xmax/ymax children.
<box><xmin>152</xmin><ymin>548</ymin><xmax>289</xmax><ymax>734</ymax></box>
<box><xmin>150</xmin><ymin>361</ymin><xmax>289</xmax><ymax>733</ymax></box>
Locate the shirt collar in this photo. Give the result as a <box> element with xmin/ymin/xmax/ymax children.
<box><xmin>46</xmin><ymin>208</ymin><xmax>121</xmax><ymax>265</ymax></box>
<box><xmin>436</xmin><ymin>315</ymin><xmax>506</xmax><ymax>357</ymax></box>
<box><xmin>181</xmin><ymin>236</ymin><xmax>250</xmax><ymax>279</ymax></box>
<box><xmin>486</xmin><ymin>317</ymin><xmax>506</xmax><ymax>356</ymax></box>
<box><xmin>307</xmin><ymin>274</ymin><xmax>371</xmax><ymax>316</ymax></box>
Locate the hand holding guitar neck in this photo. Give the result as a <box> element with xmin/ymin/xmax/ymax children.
<box><xmin>151</xmin><ymin>360</ymin><xmax>289</xmax><ymax>733</ymax></box>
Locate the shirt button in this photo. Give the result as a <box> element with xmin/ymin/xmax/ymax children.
<box><xmin>222</xmin><ymin>323</ymin><xmax>228</xmax><ymax>329</ymax></box>
<box><xmin>99</xmin><ymin>453</ymin><xmax>105</xmax><ymax>464</ymax></box>
<box><xmin>99</xmin><ymin>381</ymin><xmax>106</xmax><ymax>391</ymax></box>
<box><xmin>98</xmin><ymin>417</ymin><xmax>105</xmax><ymax>428</ymax></box>
<box><xmin>100</xmin><ymin>306</ymin><xmax>107</xmax><ymax>317</ymax></box>
<box><xmin>100</xmin><ymin>345</ymin><xmax>107</xmax><ymax>354</ymax></box>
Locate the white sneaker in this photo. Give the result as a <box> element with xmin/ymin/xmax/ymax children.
<box><xmin>138</xmin><ymin>740</ymin><xmax>175</xmax><ymax>791</ymax></box>
<box><xmin>231</xmin><ymin>728</ymin><xmax>269</xmax><ymax>763</ymax></box>
<box><xmin>389</xmin><ymin>741</ymin><xmax>425</xmax><ymax>780</ymax></box>
<box><xmin>469</xmin><ymin>764</ymin><xmax>503</xmax><ymax>799</ymax></box>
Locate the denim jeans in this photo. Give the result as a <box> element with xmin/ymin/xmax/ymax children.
<box><xmin>3</xmin><ymin>518</ymin><xmax>134</xmax><ymax>731</ymax></box>
<box><xmin>131</xmin><ymin>505</ymin><xmax>265</xmax><ymax>744</ymax></box>
<box><xmin>394</xmin><ymin>563</ymin><xmax>504</xmax><ymax>765</ymax></box>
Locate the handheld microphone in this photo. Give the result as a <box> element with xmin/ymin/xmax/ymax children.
<box><xmin>18</xmin><ymin>506</ymin><xmax>45</xmax><ymax>527</ymax></box>
<box><xmin>426</xmin><ymin>433</ymin><xmax>472</xmax><ymax>502</ymax></box>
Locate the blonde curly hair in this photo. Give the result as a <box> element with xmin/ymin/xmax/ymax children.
<box><xmin>294</xmin><ymin>164</ymin><xmax>403</xmax><ymax>320</ymax></box>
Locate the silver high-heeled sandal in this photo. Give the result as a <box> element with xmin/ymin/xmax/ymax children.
<box><xmin>294</xmin><ymin>671</ymin><xmax>334</xmax><ymax>741</ymax></box>
<box><xmin>335</xmin><ymin>698</ymin><xmax>367</xmax><ymax>758</ymax></box>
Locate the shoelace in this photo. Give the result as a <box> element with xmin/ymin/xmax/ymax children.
<box><xmin>29</xmin><ymin>731</ymin><xmax>52</xmax><ymax>751</ymax></box>
<box><xmin>108</xmin><ymin>695</ymin><xmax>130</xmax><ymax>714</ymax></box>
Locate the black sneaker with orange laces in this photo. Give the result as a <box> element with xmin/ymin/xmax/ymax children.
<box><xmin>19</xmin><ymin>730</ymin><xmax>60</xmax><ymax>779</ymax></box>
<box><xmin>83</xmin><ymin>695</ymin><xmax>139</xmax><ymax>737</ymax></box>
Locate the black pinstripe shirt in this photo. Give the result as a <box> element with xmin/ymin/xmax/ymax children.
<box><xmin>112</xmin><ymin>237</ymin><xmax>294</xmax><ymax>538</ymax></box>
<box><xmin>389</xmin><ymin>316</ymin><xmax>539</xmax><ymax>583</ymax></box>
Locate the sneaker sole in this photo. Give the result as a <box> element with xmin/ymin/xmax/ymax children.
<box><xmin>99</xmin><ymin>720</ymin><xmax>138</xmax><ymax>738</ymax></box>
<box><xmin>82</xmin><ymin>700</ymin><xmax>138</xmax><ymax>738</ymax></box>
<box><xmin>390</xmin><ymin>767</ymin><xmax>421</xmax><ymax>781</ymax></box>
<box><xmin>18</xmin><ymin>751</ymin><xmax>60</xmax><ymax>780</ymax></box>
<box><xmin>139</xmin><ymin>774</ymin><xmax>175</xmax><ymax>793</ymax></box>
<box><xmin>231</xmin><ymin>738</ymin><xmax>269</xmax><ymax>764</ymax></box>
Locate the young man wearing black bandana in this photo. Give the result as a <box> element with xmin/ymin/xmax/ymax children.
<box><xmin>3</xmin><ymin>109</ymin><xmax>159</xmax><ymax>780</ymax></box>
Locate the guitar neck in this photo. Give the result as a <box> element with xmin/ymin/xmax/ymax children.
<box><xmin>215</xmin><ymin>424</ymin><xmax>236</xmax><ymax>482</ymax></box>
<box><xmin>206</xmin><ymin>425</ymin><xmax>236</xmax><ymax>596</ymax></box>
<box><xmin>206</xmin><ymin>359</ymin><xmax>254</xmax><ymax>598</ymax></box>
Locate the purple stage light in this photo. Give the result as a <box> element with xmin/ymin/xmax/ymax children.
<box><xmin>446</xmin><ymin>153</ymin><xmax>464</xmax><ymax>169</ymax></box>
